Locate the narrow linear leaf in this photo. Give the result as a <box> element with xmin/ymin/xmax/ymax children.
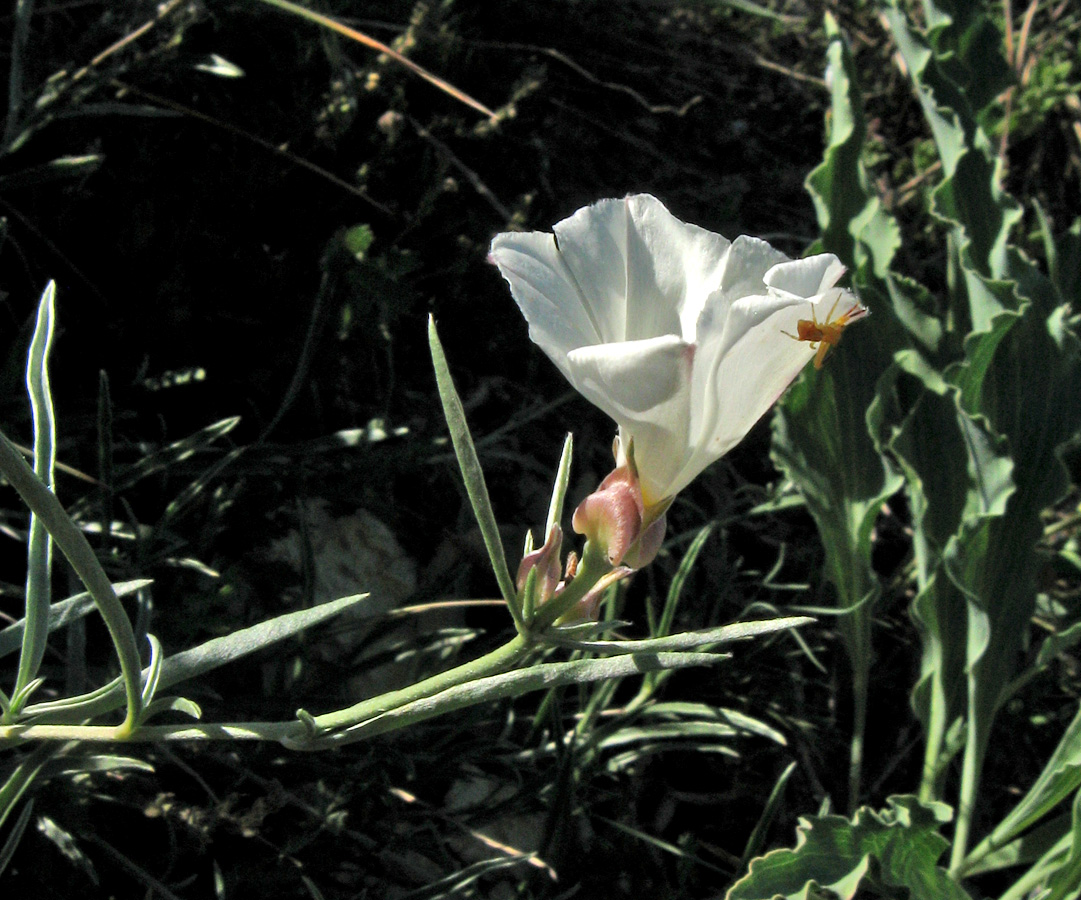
<box><xmin>0</xmin><ymin>579</ymin><xmax>152</xmax><ymax>656</ymax></box>
<box><xmin>428</xmin><ymin>317</ymin><xmax>520</xmax><ymax>622</ymax></box>
<box><xmin>740</xmin><ymin>762</ymin><xmax>798</xmax><ymax>873</ymax></box>
<box><xmin>544</xmin><ymin>433</ymin><xmax>574</xmax><ymax>540</ymax></box>
<box><xmin>140</xmin><ymin>635</ymin><xmax>164</xmax><ymax>709</ymax></box>
<box><xmin>0</xmin><ymin>743</ymin><xmax>54</xmax><ymax>833</ymax></box>
<box><xmin>24</xmin><ymin>593</ymin><xmax>373</xmax><ymax>723</ymax></box>
<box><xmin>15</xmin><ymin>281</ymin><xmax>57</xmax><ymax>705</ymax></box>
<box><xmin>0</xmin><ymin>799</ymin><xmax>33</xmax><ymax>878</ymax></box>
<box><xmin>72</xmin><ymin>416</ymin><xmax>240</xmax><ymax>509</ymax></box>
<box><xmin>39</xmin><ymin>755</ymin><xmax>155</xmax><ymax>778</ymax></box>
<box><xmin>550</xmin><ymin>616</ymin><xmax>812</xmax><ymax>655</ymax></box>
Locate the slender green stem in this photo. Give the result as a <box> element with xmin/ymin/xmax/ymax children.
<box><xmin>993</xmin><ymin>841</ymin><xmax>1071</xmax><ymax>900</ymax></box>
<box><xmin>0</xmin><ymin>430</ymin><xmax>143</xmax><ymax>735</ymax></box>
<box><xmin>4</xmin><ymin>0</ymin><xmax>34</xmax><ymax>150</ymax></box>
<box><xmin>849</xmin><ymin>658</ymin><xmax>868</xmax><ymax>814</ymax></box>
<box><xmin>919</xmin><ymin>674</ymin><xmax>949</xmax><ymax>802</ymax></box>
<box><xmin>311</xmin><ymin>633</ymin><xmax>531</xmax><ymax>732</ymax></box>
<box><xmin>0</xmin><ymin>722</ymin><xmax>298</xmax><ymax>745</ymax></box>
<box><xmin>309</xmin><ymin>543</ymin><xmax>612</xmax><ymax>736</ymax></box>
<box><xmin>530</xmin><ymin>540</ymin><xmax>611</xmax><ymax>632</ymax></box>
<box><xmin>0</xmin><ymin>637</ymin><xmax>532</xmax><ymax>747</ymax></box>
<box><xmin>950</xmin><ymin>705</ymin><xmax>987</xmax><ymax>873</ymax></box>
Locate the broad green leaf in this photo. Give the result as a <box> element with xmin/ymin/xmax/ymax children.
<box><xmin>779</xmin><ymin>11</ymin><xmax>905</xmax><ymax>808</ymax></box>
<box><xmin>727</xmin><ymin>795</ymin><xmax>973</xmax><ymax>900</ymax></box>
<box><xmin>868</xmin><ymin>11</ymin><xmax>1081</xmax><ymax>860</ymax></box>
<box><xmin>773</xmin><ymin>349</ymin><xmax>902</xmax><ymax>808</ymax></box>
<box><xmin>806</xmin><ymin>14</ymin><xmax>901</xmax><ymax>280</ymax></box>
<box><xmin>947</xmin><ymin>275</ymin><xmax>1081</xmax><ymax>858</ymax></box>
<box><xmin>918</xmin><ymin>0</ymin><xmax>1014</xmax><ymax>117</ymax></box>
<box><xmin>883</xmin><ymin>2</ymin><xmax>1021</xmax><ymax>325</ymax></box>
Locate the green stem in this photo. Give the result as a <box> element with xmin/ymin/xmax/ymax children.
<box><xmin>919</xmin><ymin>673</ymin><xmax>949</xmax><ymax>802</ymax></box>
<box><xmin>950</xmin><ymin>705</ymin><xmax>986</xmax><ymax>873</ymax></box>
<box><xmin>530</xmin><ymin>540</ymin><xmax>611</xmax><ymax>632</ymax></box>
<box><xmin>0</xmin><ymin>722</ymin><xmax>297</xmax><ymax>744</ymax></box>
<box><xmin>311</xmin><ymin>633</ymin><xmax>531</xmax><ymax>732</ymax></box>
<box><xmin>0</xmin><ymin>636</ymin><xmax>532</xmax><ymax>747</ymax></box>
<box><xmin>0</xmin><ymin>430</ymin><xmax>143</xmax><ymax>735</ymax></box>
<box><xmin>0</xmin><ymin>637</ymin><xmax>532</xmax><ymax>747</ymax></box>
<box><xmin>849</xmin><ymin>658</ymin><xmax>868</xmax><ymax>814</ymax></box>
<box><xmin>306</xmin><ymin>542</ymin><xmax>612</xmax><ymax>737</ymax></box>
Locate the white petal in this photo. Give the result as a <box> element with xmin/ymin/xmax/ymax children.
<box><xmin>717</xmin><ymin>235</ymin><xmax>790</xmax><ymax>299</ymax></box>
<box><xmin>553</xmin><ymin>195</ymin><xmax>731</xmax><ymax>344</ymax></box>
<box><xmin>566</xmin><ymin>335</ymin><xmax>694</xmax><ymax>504</ymax></box>
<box><xmin>765</xmin><ymin>253</ymin><xmax>846</xmax><ymax>299</ymax></box>
<box><xmin>565</xmin><ymin>335</ymin><xmax>689</xmax><ymax>423</ymax></box>
<box><xmin>664</xmin><ymin>294</ymin><xmax>815</xmax><ymax>498</ymax></box>
<box><xmin>489</xmin><ymin>232</ymin><xmax>600</xmax><ymax>375</ymax></box>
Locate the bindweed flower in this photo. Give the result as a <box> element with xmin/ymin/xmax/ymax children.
<box><xmin>490</xmin><ymin>194</ymin><xmax>866</xmax><ymax>512</ymax></box>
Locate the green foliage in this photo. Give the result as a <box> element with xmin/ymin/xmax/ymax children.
<box><xmin>727</xmin><ymin>795</ymin><xmax>972</xmax><ymax>900</ymax></box>
<box><xmin>768</xmin><ymin>0</ymin><xmax>1081</xmax><ymax>892</ymax></box>
<box><xmin>773</xmin><ymin>12</ymin><xmax>904</xmax><ymax>810</ymax></box>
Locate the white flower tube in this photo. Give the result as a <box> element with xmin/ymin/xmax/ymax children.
<box><xmin>490</xmin><ymin>194</ymin><xmax>864</xmax><ymax>510</ymax></box>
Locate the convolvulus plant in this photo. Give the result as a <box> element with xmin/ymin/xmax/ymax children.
<box><xmin>1</xmin><ymin>198</ymin><xmax>847</xmax><ymax>874</ymax></box>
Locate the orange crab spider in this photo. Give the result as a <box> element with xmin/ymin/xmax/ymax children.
<box><xmin>783</xmin><ymin>293</ymin><xmax>870</xmax><ymax>369</ymax></box>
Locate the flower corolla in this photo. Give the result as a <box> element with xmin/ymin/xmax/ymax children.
<box><xmin>490</xmin><ymin>194</ymin><xmax>861</xmax><ymax>509</ymax></box>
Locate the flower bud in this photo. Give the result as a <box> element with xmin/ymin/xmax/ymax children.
<box><xmin>572</xmin><ymin>464</ymin><xmax>666</xmax><ymax>569</ymax></box>
<box><xmin>516</xmin><ymin>524</ymin><xmax>563</xmax><ymax>605</ymax></box>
